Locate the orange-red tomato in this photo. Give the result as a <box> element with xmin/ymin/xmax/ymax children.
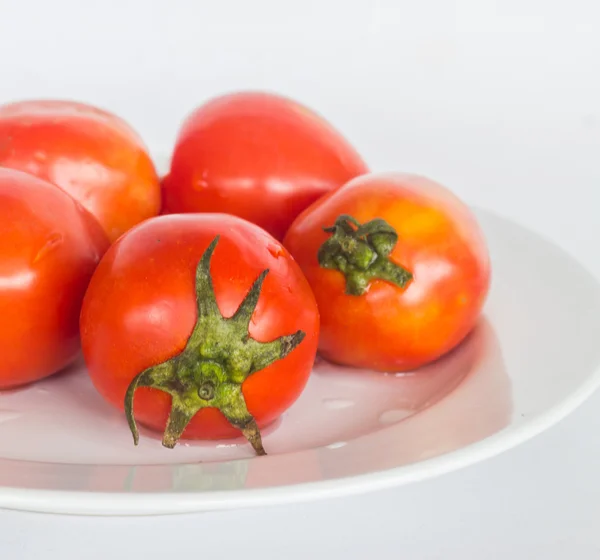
<box><xmin>162</xmin><ymin>91</ymin><xmax>369</xmax><ymax>240</ymax></box>
<box><xmin>0</xmin><ymin>99</ymin><xmax>161</xmax><ymax>243</ymax></box>
<box><xmin>0</xmin><ymin>168</ymin><xmax>108</xmax><ymax>389</ymax></box>
<box><xmin>80</xmin><ymin>214</ymin><xmax>319</xmax><ymax>453</ymax></box>
<box><xmin>284</xmin><ymin>173</ymin><xmax>491</xmax><ymax>372</ymax></box>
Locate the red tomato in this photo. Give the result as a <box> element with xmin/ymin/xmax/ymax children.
<box><xmin>80</xmin><ymin>214</ymin><xmax>319</xmax><ymax>454</ymax></box>
<box><xmin>162</xmin><ymin>91</ymin><xmax>369</xmax><ymax>240</ymax></box>
<box><xmin>0</xmin><ymin>168</ymin><xmax>108</xmax><ymax>389</ymax></box>
<box><xmin>0</xmin><ymin>99</ymin><xmax>161</xmax><ymax>243</ymax></box>
<box><xmin>283</xmin><ymin>173</ymin><xmax>491</xmax><ymax>372</ymax></box>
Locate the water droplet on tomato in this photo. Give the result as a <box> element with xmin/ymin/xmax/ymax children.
<box><xmin>193</xmin><ymin>179</ymin><xmax>209</xmax><ymax>191</ymax></box>
<box><xmin>33</xmin><ymin>233</ymin><xmax>63</xmax><ymax>264</ymax></box>
<box><xmin>322</xmin><ymin>398</ymin><xmax>355</xmax><ymax>410</ymax></box>
<box><xmin>267</xmin><ymin>243</ymin><xmax>285</xmax><ymax>259</ymax></box>
<box><xmin>379</xmin><ymin>409</ymin><xmax>410</xmax><ymax>424</ymax></box>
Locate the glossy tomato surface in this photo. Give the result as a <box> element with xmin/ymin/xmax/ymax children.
<box><xmin>0</xmin><ymin>99</ymin><xmax>161</xmax><ymax>243</ymax></box>
<box><xmin>80</xmin><ymin>214</ymin><xmax>320</xmax><ymax>440</ymax></box>
<box><xmin>284</xmin><ymin>173</ymin><xmax>491</xmax><ymax>372</ymax></box>
<box><xmin>0</xmin><ymin>168</ymin><xmax>108</xmax><ymax>389</ymax></box>
<box><xmin>162</xmin><ymin>91</ymin><xmax>369</xmax><ymax>240</ymax></box>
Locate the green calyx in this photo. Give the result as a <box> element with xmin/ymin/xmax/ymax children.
<box><xmin>124</xmin><ymin>236</ymin><xmax>306</xmax><ymax>456</ymax></box>
<box><xmin>317</xmin><ymin>214</ymin><xmax>413</xmax><ymax>296</ymax></box>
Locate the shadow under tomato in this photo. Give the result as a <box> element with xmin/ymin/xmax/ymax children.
<box><xmin>314</xmin><ymin>317</ymin><xmax>513</xmax><ymax>478</ymax></box>
<box><xmin>240</xmin><ymin>317</ymin><xmax>512</xmax><ymax>489</ymax></box>
<box><xmin>0</xmin><ymin>318</ymin><xmax>511</xmax><ymax>497</ymax></box>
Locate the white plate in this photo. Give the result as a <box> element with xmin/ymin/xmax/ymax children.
<box><xmin>0</xmin><ymin>208</ymin><xmax>599</xmax><ymax>516</ymax></box>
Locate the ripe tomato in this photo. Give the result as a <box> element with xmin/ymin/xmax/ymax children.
<box><xmin>162</xmin><ymin>91</ymin><xmax>369</xmax><ymax>240</ymax></box>
<box><xmin>0</xmin><ymin>168</ymin><xmax>108</xmax><ymax>389</ymax></box>
<box><xmin>80</xmin><ymin>214</ymin><xmax>319</xmax><ymax>454</ymax></box>
<box><xmin>0</xmin><ymin>99</ymin><xmax>161</xmax><ymax>243</ymax></box>
<box><xmin>283</xmin><ymin>173</ymin><xmax>491</xmax><ymax>372</ymax></box>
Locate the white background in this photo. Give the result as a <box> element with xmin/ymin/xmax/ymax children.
<box><xmin>1</xmin><ymin>0</ymin><xmax>599</xmax><ymax>558</ymax></box>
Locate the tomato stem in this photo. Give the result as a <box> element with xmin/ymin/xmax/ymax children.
<box><xmin>124</xmin><ymin>236</ymin><xmax>305</xmax><ymax>456</ymax></box>
<box><xmin>318</xmin><ymin>214</ymin><xmax>413</xmax><ymax>295</ymax></box>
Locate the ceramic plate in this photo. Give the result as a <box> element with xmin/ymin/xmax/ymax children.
<box><xmin>0</xmin><ymin>208</ymin><xmax>599</xmax><ymax>515</ymax></box>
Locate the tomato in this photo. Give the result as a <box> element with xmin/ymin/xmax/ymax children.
<box><xmin>162</xmin><ymin>91</ymin><xmax>369</xmax><ymax>240</ymax></box>
<box><xmin>0</xmin><ymin>168</ymin><xmax>108</xmax><ymax>389</ymax></box>
<box><xmin>283</xmin><ymin>173</ymin><xmax>491</xmax><ymax>372</ymax></box>
<box><xmin>80</xmin><ymin>214</ymin><xmax>319</xmax><ymax>454</ymax></box>
<box><xmin>0</xmin><ymin>99</ymin><xmax>161</xmax><ymax>243</ymax></box>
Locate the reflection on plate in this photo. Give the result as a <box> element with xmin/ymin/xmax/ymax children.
<box><xmin>0</xmin><ymin>209</ymin><xmax>599</xmax><ymax>515</ymax></box>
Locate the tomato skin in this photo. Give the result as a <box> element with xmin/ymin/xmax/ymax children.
<box><xmin>80</xmin><ymin>214</ymin><xmax>320</xmax><ymax>440</ymax></box>
<box><xmin>0</xmin><ymin>100</ymin><xmax>161</xmax><ymax>243</ymax></box>
<box><xmin>283</xmin><ymin>173</ymin><xmax>491</xmax><ymax>372</ymax></box>
<box><xmin>0</xmin><ymin>168</ymin><xmax>109</xmax><ymax>389</ymax></box>
<box><xmin>162</xmin><ymin>91</ymin><xmax>369</xmax><ymax>240</ymax></box>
